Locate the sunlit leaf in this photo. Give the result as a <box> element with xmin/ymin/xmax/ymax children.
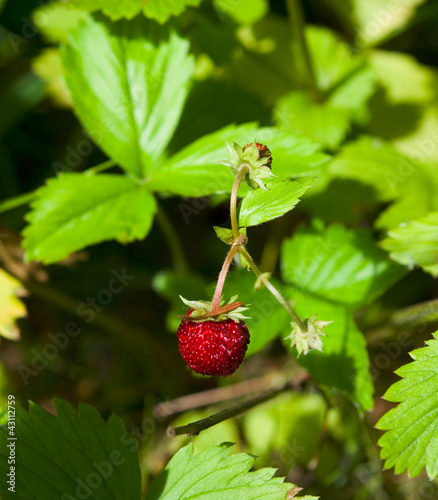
<box><xmin>23</xmin><ymin>173</ymin><xmax>156</xmax><ymax>264</ymax></box>
<box><xmin>239</xmin><ymin>177</ymin><xmax>314</xmax><ymax>227</ymax></box>
<box><xmin>62</xmin><ymin>14</ymin><xmax>194</xmax><ymax>178</ymax></box>
<box><xmin>282</xmin><ymin>223</ymin><xmax>405</xmax><ymax>308</ymax></box>
<box><xmin>381</xmin><ymin>212</ymin><xmax>438</xmax><ymax>277</ymax></box>
<box><xmin>0</xmin><ymin>399</ymin><xmax>141</xmax><ymax>499</ymax></box>
<box><xmin>145</xmin><ymin>442</ymin><xmax>315</xmax><ymax>500</ymax></box>
<box><xmin>67</xmin><ymin>0</ymin><xmax>202</xmax><ymax>23</ymax></box>
<box><xmin>377</xmin><ymin>331</ymin><xmax>438</xmax><ymax>478</ymax></box>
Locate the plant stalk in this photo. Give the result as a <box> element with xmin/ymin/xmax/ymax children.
<box><xmin>155</xmin><ymin>202</ymin><xmax>188</xmax><ymax>272</ymax></box>
<box><xmin>230</xmin><ymin>165</ymin><xmax>249</xmax><ymax>240</ymax></box>
<box><xmin>239</xmin><ymin>246</ymin><xmax>306</xmax><ymax>331</ymax></box>
<box><xmin>168</xmin><ymin>380</ymin><xmax>293</xmax><ymax>436</ymax></box>
<box><xmin>211</xmin><ymin>239</ymin><xmax>244</xmax><ymax>311</ymax></box>
<box><xmin>286</xmin><ymin>0</ymin><xmax>320</xmax><ymax>99</ymax></box>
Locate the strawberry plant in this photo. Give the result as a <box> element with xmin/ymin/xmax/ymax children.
<box><xmin>0</xmin><ymin>0</ymin><xmax>438</xmax><ymax>498</ymax></box>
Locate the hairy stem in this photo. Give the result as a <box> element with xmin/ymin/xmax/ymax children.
<box><xmin>239</xmin><ymin>246</ymin><xmax>307</xmax><ymax>331</ymax></box>
<box><xmin>230</xmin><ymin>165</ymin><xmax>249</xmax><ymax>240</ymax></box>
<box><xmin>211</xmin><ymin>243</ymin><xmax>241</xmax><ymax>311</ymax></box>
<box><xmin>155</xmin><ymin>202</ymin><xmax>188</xmax><ymax>272</ymax></box>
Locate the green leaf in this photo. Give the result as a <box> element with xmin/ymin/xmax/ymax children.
<box><xmin>62</xmin><ymin>14</ymin><xmax>194</xmax><ymax>178</ymax></box>
<box><xmin>220</xmin><ymin>270</ymin><xmax>290</xmax><ymax>356</ymax></box>
<box><xmin>239</xmin><ymin>177</ymin><xmax>314</xmax><ymax>227</ymax></box>
<box><xmin>32</xmin><ymin>48</ymin><xmax>72</xmax><ymax>108</ymax></box>
<box><xmin>282</xmin><ymin>223</ymin><xmax>405</xmax><ymax>308</ymax></box>
<box><xmin>68</xmin><ymin>0</ymin><xmax>203</xmax><ymax>23</ymax></box>
<box><xmin>31</xmin><ymin>2</ymin><xmax>87</xmax><ymax>44</ymax></box>
<box><xmin>306</xmin><ymin>26</ymin><xmax>361</xmax><ymax>92</ymax></box>
<box><xmin>275</xmin><ymin>91</ymin><xmax>351</xmax><ymax>149</ymax></box>
<box><xmin>283</xmin><ymin>289</ymin><xmax>374</xmax><ymax>411</ymax></box>
<box><xmin>375</xmin><ymin>164</ymin><xmax>438</xmax><ymax>230</ymax></box>
<box><xmin>213</xmin><ymin>226</ymin><xmax>234</xmax><ymax>245</ymax></box>
<box><xmin>323</xmin><ymin>0</ymin><xmax>427</xmax><ymax>47</ymax></box>
<box><xmin>377</xmin><ymin>331</ymin><xmax>438</xmax><ymax>479</ymax></box>
<box><xmin>0</xmin><ymin>270</ymin><xmax>27</xmax><ymax>341</ymax></box>
<box><xmin>274</xmin><ymin>26</ymin><xmax>375</xmax><ymax>149</ymax></box>
<box><xmin>243</xmin><ymin>392</ymin><xmax>326</xmax><ymax>468</ymax></box>
<box><xmin>366</xmin><ymin>51</ymin><xmax>438</xmax><ymax>163</ymax></box>
<box><xmin>145</xmin><ymin>442</ymin><xmax>313</xmax><ymax>500</ymax></box>
<box><xmin>213</xmin><ymin>0</ymin><xmax>269</xmax><ymax>24</ymax></box>
<box><xmin>381</xmin><ymin>212</ymin><xmax>438</xmax><ymax>277</ymax></box>
<box><xmin>328</xmin><ymin>136</ymin><xmax>424</xmax><ymax>201</ymax></box>
<box><xmin>0</xmin><ymin>398</ymin><xmax>141</xmax><ymax>499</ymax></box>
<box><xmin>148</xmin><ymin>123</ymin><xmax>328</xmax><ymax>197</ymax></box>
<box><xmin>23</xmin><ymin>173</ymin><xmax>156</xmax><ymax>264</ymax></box>
<box><xmin>369</xmin><ymin>51</ymin><xmax>437</xmax><ymax>105</ymax></box>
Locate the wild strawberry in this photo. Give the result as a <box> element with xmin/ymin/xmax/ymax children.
<box><xmin>243</xmin><ymin>142</ymin><xmax>272</xmax><ymax>168</ymax></box>
<box><xmin>177</xmin><ymin>311</ymin><xmax>250</xmax><ymax>376</ymax></box>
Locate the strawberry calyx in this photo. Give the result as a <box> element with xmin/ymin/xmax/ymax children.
<box><xmin>178</xmin><ymin>295</ymin><xmax>250</xmax><ymax>322</ymax></box>
<box><xmin>219</xmin><ymin>140</ymin><xmax>276</xmax><ymax>190</ymax></box>
<box><xmin>285</xmin><ymin>314</ymin><xmax>332</xmax><ymax>356</ymax></box>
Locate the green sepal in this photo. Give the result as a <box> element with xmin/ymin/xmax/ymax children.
<box><xmin>213</xmin><ymin>226</ymin><xmax>234</xmax><ymax>245</ymax></box>
<box><xmin>179</xmin><ymin>295</ymin><xmax>250</xmax><ymax>322</ymax></box>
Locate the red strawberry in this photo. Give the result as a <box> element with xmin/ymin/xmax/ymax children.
<box><xmin>243</xmin><ymin>142</ymin><xmax>272</xmax><ymax>168</ymax></box>
<box><xmin>177</xmin><ymin>311</ymin><xmax>250</xmax><ymax>376</ymax></box>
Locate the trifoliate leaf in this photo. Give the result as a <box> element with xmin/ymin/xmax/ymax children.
<box><xmin>0</xmin><ymin>269</ymin><xmax>27</xmax><ymax>341</ymax></box>
<box><xmin>238</xmin><ymin>177</ymin><xmax>314</xmax><ymax>227</ymax></box>
<box><xmin>67</xmin><ymin>0</ymin><xmax>202</xmax><ymax>23</ymax></box>
<box><xmin>377</xmin><ymin>331</ymin><xmax>438</xmax><ymax>479</ymax></box>
<box><xmin>145</xmin><ymin>442</ymin><xmax>315</xmax><ymax>500</ymax></box>
<box><xmin>0</xmin><ymin>398</ymin><xmax>141</xmax><ymax>499</ymax></box>
<box><xmin>381</xmin><ymin>212</ymin><xmax>438</xmax><ymax>277</ymax></box>
<box><xmin>23</xmin><ymin>173</ymin><xmax>156</xmax><ymax>264</ymax></box>
<box><xmin>282</xmin><ymin>223</ymin><xmax>405</xmax><ymax>309</ymax></box>
<box><xmin>62</xmin><ymin>14</ymin><xmax>194</xmax><ymax>178</ymax></box>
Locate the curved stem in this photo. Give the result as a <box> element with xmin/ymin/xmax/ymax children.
<box><xmin>211</xmin><ymin>244</ymin><xmax>241</xmax><ymax>311</ymax></box>
<box><xmin>0</xmin><ymin>191</ymin><xmax>35</xmax><ymax>215</ymax></box>
<box><xmin>239</xmin><ymin>246</ymin><xmax>307</xmax><ymax>331</ymax></box>
<box><xmin>155</xmin><ymin>202</ymin><xmax>188</xmax><ymax>272</ymax></box>
<box><xmin>230</xmin><ymin>165</ymin><xmax>249</xmax><ymax>240</ymax></box>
